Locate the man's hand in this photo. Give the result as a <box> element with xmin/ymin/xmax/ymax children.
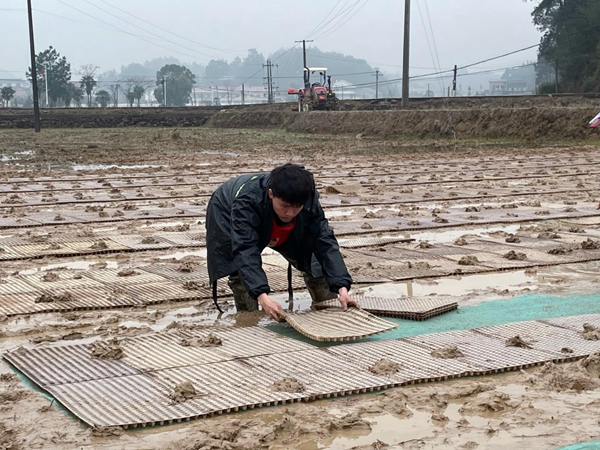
<box><xmin>338</xmin><ymin>287</ymin><xmax>359</xmax><ymax>311</ymax></box>
<box><xmin>258</xmin><ymin>293</ymin><xmax>286</xmax><ymax>322</ymax></box>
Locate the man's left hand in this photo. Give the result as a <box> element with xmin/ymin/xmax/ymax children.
<box><xmin>338</xmin><ymin>287</ymin><xmax>359</xmax><ymax>310</ymax></box>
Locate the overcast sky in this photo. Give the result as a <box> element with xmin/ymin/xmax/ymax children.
<box><xmin>1</xmin><ymin>0</ymin><xmax>541</xmax><ymax>79</ymax></box>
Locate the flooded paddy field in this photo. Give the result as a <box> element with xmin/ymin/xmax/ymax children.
<box><xmin>1</xmin><ymin>127</ymin><xmax>600</xmax><ymax>449</ymax></box>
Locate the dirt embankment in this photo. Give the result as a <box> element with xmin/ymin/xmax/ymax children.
<box><xmin>0</xmin><ymin>108</ymin><xmax>217</xmax><ymax>129</ymax></box>
<box><xmin>1</xmin><ymin>95</ymin><xmax>599</xmax><ymax>141</ymax></box>
<box><xmin>209</xmin><ymin>107</ymin><xmax>599</xmax><ymax>141</ymax></box>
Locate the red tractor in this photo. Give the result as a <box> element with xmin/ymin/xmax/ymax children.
<box><xmin>288</xmin><ymin>67</ymin><xmax>340</xmax><ymax>112</ymax></box>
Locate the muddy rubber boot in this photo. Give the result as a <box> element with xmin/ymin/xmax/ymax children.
<box><xmin>303</xmin><ymin>273</ymin><xmax>338</xmax><ymax>306</ymax></box>
<box><xmin>228</xmin><ymin>274</ymin><xmax>258</xmax><ymax>312</ymax></box>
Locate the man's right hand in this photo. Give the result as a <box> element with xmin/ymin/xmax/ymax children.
<box><xmin>258</xmin><ymin>293</ymin><xmax>285</xmax><ymax>322</ymax></box>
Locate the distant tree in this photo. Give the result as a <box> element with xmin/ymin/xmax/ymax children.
<box><xmin>109</xmin><ymin>83</ymin><xmax>121</xmax><ymax>107</ymax></box>
<box><xmin>0</xmin><ymin>86</ymin><xmax>15</xmax><ymax>107</ymax></box>
<box><xmin>205</xmin><ymin>60</ymin><xmax>230</xmax><ymax>81</ymax></box>
<box><xmin>121</xmin><ymin>77</ymin><xmax>151</xmax><ymax>108</ymax></box>
<box><xmin>26</xmin><ymin>46</ymin><xmax>72</xmax><ymax>107</ymax></box>
<box><xmin>64</xmin><ymin>83</ymin><xmax>84</xmax><ymax>107</ymax></box>
<box><xmin>80</xmin><ymin>76</ymin><xmax>97</xmax><ymax>107</ymax></box>
<box><xmin>79</xmin><ymin>64</ymin><xmax>99</xmax><ymax>107</ymax></box>
<box><xmin>154</xmin><ymin>64</ymin><xmax>196</xmax><ymax>106</ymax></box>
<box><xmin>95</xmin><ymin>90</ymin><xmax>111</xmax><ymax>108</ymax></box>
<box><xmin>531</xmin><ymin>0</ymin><xmax>600</xmax><ymax>92</ymax></box>
<box><xmin>133</xmin><ymin>85</ymin><xmax>145</xmax><ymax>107</ymax></box>
<box><xmin>126</xmin><ymin>91</ymin><xmax>136</xmax><ymax>108</ymax></box>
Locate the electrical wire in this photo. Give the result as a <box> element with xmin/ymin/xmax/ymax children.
<box><xmin>94</xmin><ymin>0</ymin><xmax>242</xmax><ymax>55</ymax></box>
<box><xmin>312</xmin><ymin>0</ymin><xmax>371</xmax><ymax>40</ymax></box>
<box><xmin>55</xmin><ymin>0</ymin><xmax>213</xmax><ymax>62</ymax></box>
<box><xmin>79</xmin><ymin>0</ymin><xmax>220</xmax><ymax>61</ymax></box>
<box><xmin>303</xmin><ymin>0</ymin><xmax>346</xmax><ymax>39</ymax></box>
<box><xmin>305</xmin><ymin>0</ymin><xmax>354</xmax><ymax>39</ymax></box>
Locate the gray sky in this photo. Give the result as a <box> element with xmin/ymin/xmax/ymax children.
<box><xmin>1</xmin><ymin>0</ymin><xmax>541</xmax><ymax>79</ymax></box>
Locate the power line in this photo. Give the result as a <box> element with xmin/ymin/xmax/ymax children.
<box><xmin>94</xmin><ymin>0</ymin><xmax>242</xmax><ymax>55</ymax></box>
<box><xmin>312</xmin><ymin>0</ymin><xmax>372</xmax><ymax>40</ymax></box>
<box><xmin>55</xmin><ymin>0</ymin><xmax>213</xmax><ymax>62</ymax></box>
<box><xmin>304</xmin><ymin>0</ymin><xmax>346</xmax><ymax>39</ymax></box>
<box><xmin>78</xmin><ymin>0</ymin><xmax>220</xmax><ymax>61</ymax></box>
<box><xmin>305</xmin><ymin>0</ymin><xmax>354</xmax><ymax>39</ymax></box>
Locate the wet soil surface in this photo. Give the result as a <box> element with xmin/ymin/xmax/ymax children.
<box><xmin>2</xmin><ymin>128</ymin><xmax>600</xmax><ymax>449</ymax></box>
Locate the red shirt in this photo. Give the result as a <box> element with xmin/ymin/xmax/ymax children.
<box><xmin>268</xmin><ymin>217</ymin><xmax>296</xmax><ymax>247</ymax></box>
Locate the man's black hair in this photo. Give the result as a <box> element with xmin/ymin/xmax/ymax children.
<box><xmin>270</xmin><ymin>164</ymin><xmax>314</xmax><ymax>206</ymax></box>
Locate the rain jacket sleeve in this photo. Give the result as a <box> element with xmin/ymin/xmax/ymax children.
<box><xmin>311</xmin><ymin>190</ymin><xmax>353</xmax><ymax>293</ymax></box>
<box><xmin>230</xmin><ymin>189</ymin><xmax>271</xmax><ymax>301</ymax></box>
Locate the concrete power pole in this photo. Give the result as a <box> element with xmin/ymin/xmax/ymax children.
<box><xmin>263</xmin><ymin>60</ymin><xmax>278</xmax><ymax>104</ymax></box>
<box><xmin>242</xmin><ymin>84</ymin><xmax>245</xmax><ymax>105</ymax></box>
<box><xmin>372</xmin><ymin>69</ymin><xmax>382</xmax><ymax>99</ymax></box>
<box><xmin>452</xmin><ymin>65</ymin><xmax>458</xmax><ymax>97</ymax></box>
<box><xmin>401</xmin><ymin>0</ymin><xmax>411</xmax><ymax>107</ymax></box>
<box><xmin>43</xmin><ymin>63</ymin><xmax>49</xmax><ymax>107</ymax></box>
<box><xmin>27</xmin><ymin>0</ymin><xmax>41</xmax><ymax>131</ymax></box>
<box><xmin>295</xmin><ymin>39</ymin><xmax>314</xmax><ymax>91</ymax></box>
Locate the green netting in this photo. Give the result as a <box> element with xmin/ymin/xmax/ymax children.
<box><xmin>269</xmin><ymin>293</ymin><xmax>600</xmax><ymax>347</ymax></box>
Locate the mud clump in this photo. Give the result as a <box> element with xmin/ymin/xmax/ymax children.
<box><xmin>582</xmin><ymin>323</ymin><xmax>600</xmax><ymax>341</ymax></box>
<box><xmin>183</xmin><ymin>281</ymin><xmax>207</xmax><ymax>291</ymax></box>
<box><xmin>505</xmin><ymin>335</ymin><xmax>532</xmax><ymax>348</ymax></box>
<box><xmin>364</xmin><ymin>211</ymin><xmax>383</xmax><ymax>219</ymax></box>
<box><xmin>538</xmin><ymin>232</ymin><xmax>560</xmax><ymax>239</ymax></box>
<box><xmin>503</xmin><ymin>250</ymin><xmax>527</xmax><ymax>260</ymax></box>
<box><xmin>89</xmin><ymin>240</ymin><xmax>109</xmax><ymax>250</ymax></box>
<box><xmin>505</xmin><ymin>234</ymin><xmax>521</xmax><ymax>243</ymax></box>
<box><xmin>465</xmin><ymin>206</ymin><xmax>479</xmax><ymax>212</ymax></box>
<box><xmin>35</xmin><ymin>292</ymin><xmax>74</xmax><ymax>303</ymax></box>
<box><xmin>431</xmin><ymin>345</ymin><xmax>464</xmax><ymax>359</ymax></box>
<box><xmin>548</xmin><ymin>246</ymin><xmax>571</xmax><ymax>255</ymax></box>
<box><xmin>271</xmin><ymin>377</ymin><xmax>306</xmax><ymax>393</ymax></box>
<box><xmin>42</xmin><ymin>272</ymin><xmax>60</xmax><ymax>282</ymax></box>
<box><xmin>90</xmin><ymin>338</ymin><xmax>123</xmax><ymax>360</ymax></box>
<box><xmin>178</xmin><ymin>261</ymin><xmax>197</xmax><ymax>273</ymax></box>
<box><xmin>432</xmin><ymin>215</ymin><xmax>449</xmax><ymax>223</ymax></box>
<box><xmin>179</xmin><ymin>332</ymin><xmax>222</xmax><ymax>348</ymax></box>
<box><xmin>162</xmin><ymin>224</ymin><xmax>190</xmax><ymax>232</ymax></box>
<box><xmin>528</xmin><ymin>361</ymin><xmax>600</xmax><ymax>392</ymax></box>
<box><xmin>141</xmin><ymin>236</ymin><xmax>158</xmax><ymax>244</ymax></box>
<box><xmin>460</xmin><ymin>392</ymin><xmax>518</xmax><ymax>414</ymax></box>
<box><xmin>581</xmin><ymin>238</ymin><xmax>600</xmax><ymax>250</ymax></box>
<box><xmin>458</xmin><ymin>256</ymin><xmax>479</xmax><ymax>265</ymax></box>
<box><xmin>561</xmin><ymin>347</ymin><xmax>574</xmax><ymax>354</ymax></box>
<box><xmin>360</xmin><ymin>222</ymin><xmax>373</xmax><ymax>230</ymax></box>
<box><xmin>417</xmin><ymin>241</ymin><xmax>433</xmax><ymax>249</ymax></box>
<box><xmin>169</xmin><ymin>381</ymin><xmax>197</xmax><ymax>403</ymax></box>
<box><xmin>91</xmin><ymin>426</ymin><xmax>124</xmax><ymax>437</ymax></box>
<box><xmin>53</xmin><ymin>214</ymin><xmax>65</xmax><ymax>221</ymax></box>
<box><xmin>369</xmin><ymin>359</ymin><xmax>400</xmax><ymax>375</ymax></box>
<box><xmin>407</xmin><ymin>220</ymin><xmax>421</xmax><ymax>226</ymax></box>
<box><xmin>454</xmin><ymin>238</ymin><xmax>468</xmax><ymax>246</ymax></box>
<box><xmin>117</xmin><ymin>268</ymin><xmax>139</xmax><ymax>277</ymax></box>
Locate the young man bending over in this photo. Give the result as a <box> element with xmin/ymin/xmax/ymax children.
<box><xmin>206</xmin><ymin>163</ymin><xmax>357</xmax><ymax>320</ymax></box>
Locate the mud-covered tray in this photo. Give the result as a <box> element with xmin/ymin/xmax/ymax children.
<box><xmin>281</xmin><ymin>307</ymin><xmax>397</xmax><ymax>342</ymax></box>
<box><xmin>315</xmin><ymin>295</ymin><xmax>458</xmax><ymax>320</ymax></box>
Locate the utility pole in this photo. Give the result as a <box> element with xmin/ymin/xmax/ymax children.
<box><xmin>242</xmin><ymin>84</ymin><xmax>245</xmax><ymax>105</ymax></box>
<box><xmin>554</xmin><ymin>60</ymin><xmax>559</xmax><ymax>93</ymax></box>
<box><xmin>401</xmin><ymin>0</ymin><xmax>411</xmax><ymax>107</ymax></box>
<box><xmin>27</xmin><ymin>0</ymin><xmax>41</xmax><ymax>132</ymax></box>
<box><xmin>43</xmin><ymin>63</ymin><xmax>49</xmax><ymax>107</ymax></box>
<box><xmin>263</xmin><ymin>59</ymin><xmax>277</xmax><ymax>104</ymax></box>
<box><xmin>372</xmin><ymin>69</ymin><xmax>382</xmax><ymax>99</ymax></box>
<box><xmin>452</xmin><ymin>65</ymin><xmax>458</xmax><ymax>97</ymax></box>
<box><xmin>295</xmin><ymin>39</ymin><xmax>314</xmax><ymax>91</ymax></box>
<box><xmin>161</xmin><ymin>78</ymin><xmax>167</xmax><ymax>106</ymax></box>
<box><xmin>193</xmin><ymin>84</ymin><xmax>197</xmax><ymax>106</ymax></box>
